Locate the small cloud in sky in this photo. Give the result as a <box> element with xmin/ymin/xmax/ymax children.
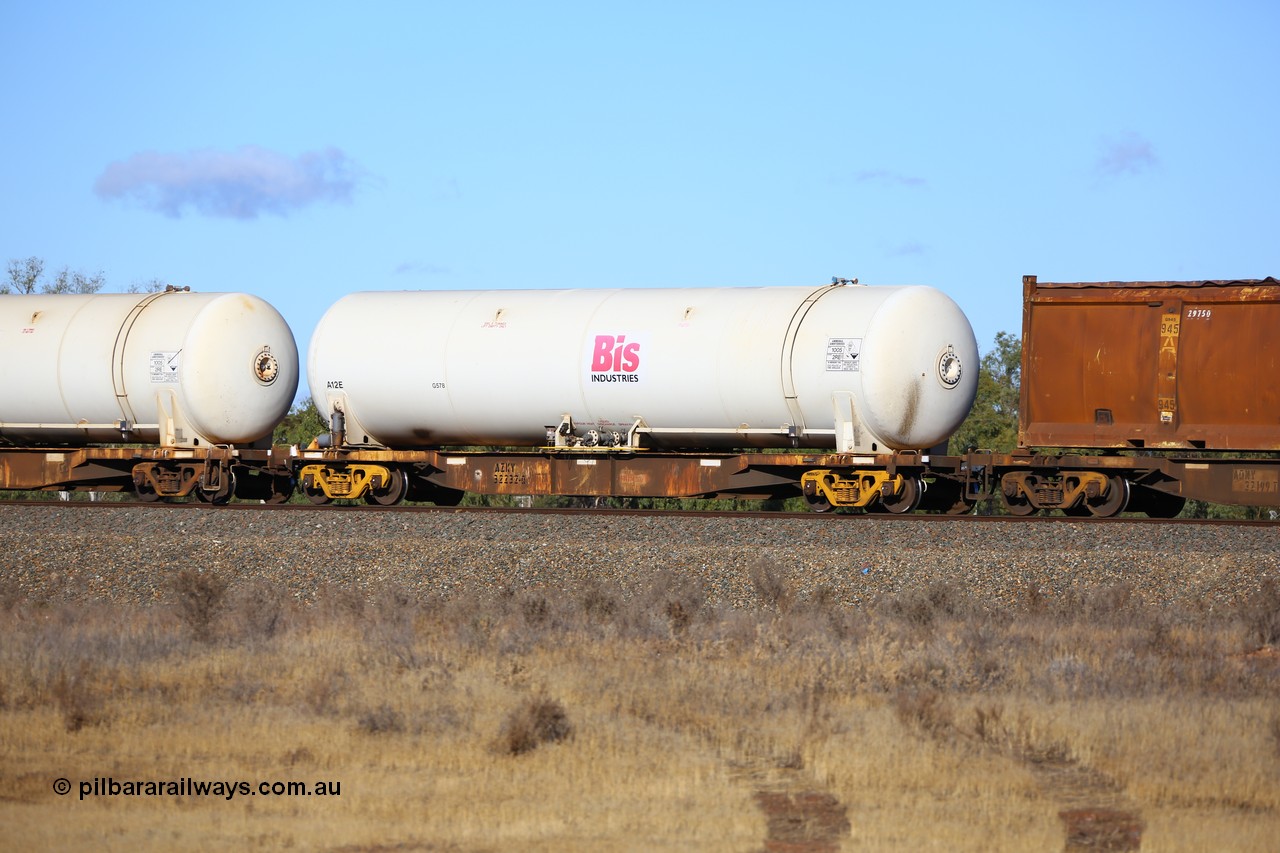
<box><xmin>888</xmin><ymin>241</ymin><xmax>927</xmax><ymax>257</ymax></box>
<box><xmin>94</xmin><ymin>145</ymin><xmax>363</xmax><ymax>219</ymax></box>
<box><xmin>1094</xmin><ymin>132</ymin><xmax>1158</xmax><ymax>178</ymax></box>
<box><xmin>431</xmin><ymin>178</ymin><xmax>462</xmax><ymax>202</ymax></box>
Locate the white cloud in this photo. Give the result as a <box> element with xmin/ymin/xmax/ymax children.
<box><xmin>888</xmin><ymin>240</ymin><xmax>927</xmax><ymax>257</ymax></box>
<box><xmin>1095</xmin><ymin>132</ymin><xmax>1158</xmax><ymax>178</ymax></box>
<box><xmin>94</xmin><ymin>145</ymin><xmax>363</xmax><ymax>219</ymax></box>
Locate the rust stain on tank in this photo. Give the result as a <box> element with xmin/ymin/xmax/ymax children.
<box><xmin>897</xmin><ymin>379</ymin><xmax>921</xmax><ymax>439</ymax></box>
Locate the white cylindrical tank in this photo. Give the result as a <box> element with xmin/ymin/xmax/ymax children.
<box><xmin>308</xmin><ymin>283</ymin><xmax>978</xmax><ymax>453</ymax></box>
<box><xmin>0</xmin><ymin>290</ymin><xmax>298</xmax><ymax>447</ymax></box>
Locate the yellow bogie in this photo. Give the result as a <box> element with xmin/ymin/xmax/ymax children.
<box><xmin>801</xmin><ymin>469</ymin><xmax>906</xmax><ymax>510</ymax></box>
<box><xmin>298</xmin><ymin>463</ymin><xmax>394</xmax><ymax>501</ymax></box>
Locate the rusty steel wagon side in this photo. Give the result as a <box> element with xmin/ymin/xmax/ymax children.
<box><xmin>1020</xmin><ymin>274</ymin><xmax>1280</xmax><ymax>452</ymax></box>
<box><xmin>953</xmin><ymin>275</ymin><xmax>1280</xmax><ymax>517</ymax></box>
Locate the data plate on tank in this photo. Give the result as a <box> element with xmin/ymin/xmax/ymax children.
<box><xmin>825</xmin><ymin>338</ymin><xmax>861</xmax><ymax>372</ymax></box>
<box><xmin>149</xmin><ymin>351</ymin><xmax>181</xmax><ymax>384</ymax></box>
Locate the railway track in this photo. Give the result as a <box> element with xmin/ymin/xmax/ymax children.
<box><xmin>1</xmin><ymin>495</ymin><xmax>1276</xmax><ymax>527</ymax></box>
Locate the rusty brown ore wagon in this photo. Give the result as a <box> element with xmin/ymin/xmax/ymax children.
<box><xmin>948</xmin><ymin>275</ymin><xmax>1280</xmax><ymax>517</ymax></box>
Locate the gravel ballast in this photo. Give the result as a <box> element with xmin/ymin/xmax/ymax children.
<box><xmin>1</xmin><ymin>504</ymin><xmax>1276</xmax><ymax>611</ymax></box>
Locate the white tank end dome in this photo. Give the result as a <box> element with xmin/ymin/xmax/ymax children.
<box><xmin>179</xmin><ymin>293</ymin><xmax>299</xmax><ymax>444</ymax></box>
<box><xmin>857</xmin><ymin>286</ymin><xmax>979</xmax><ymax>450</ymax></box>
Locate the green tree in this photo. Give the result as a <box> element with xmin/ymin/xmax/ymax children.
<box><xmin>950</xmin><ymin>331</ymin><xmax>1021</xmax><ymax>453</ymax></box>
<box><xmin>4</xmin><ymin>256</ymin><xmax>105</xmax><ymax>294</ymax></box>
<box><xmin>44</xmin><ymin>267</ymin><xmax>106</xmax><ymax>294</ymax></box>
<box><xmin>4</xmin><ymin>256</ymin><xmax>44</xmax><ymax>293</ymax></box>
<box><xmin>128</xmin><ymin>278</ymin><xmax>170</xmax><ymax>293</ymax></box>
<box><xmin>1181</xmin><ymin>499</ymin><xmax>1278</xmax><ymax>521</ymax></box>
<box><xmin>273</xmin><ymin>398</ymin><xmax>328</xmax><ymax>447</ymax></box>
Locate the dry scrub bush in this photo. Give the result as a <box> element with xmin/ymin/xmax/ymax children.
<box><xmin>579</xmin><ymin>577</ymin><xmax>621</xmax><ymax>623</ymax></box>
<box><xmin>748</xmin><ymin>557</ymin><xmax>793</xmax><ymax>613</ymax></box>
<box><xmin>1242</xmin><ymin>578</ymin><xmax>1280</xmax><ymax>647</ymax></box>
<box><xmin>497</xmin><ymin>695</ymin><xmax>572</xmax><ymax>755</ymax></box>
<box><xmin>169</xmin><ymin>568</ymin><xmax>229</xmax><ymax>642</ymax></box>
<box><xmin>225</xmin><ymin>577</ymin><xmax>290</xmax><ymax>641</ymax></box>
<box><xmin>881</xmin><ymin>579</ymin><xmax>970</xmax><ymax>631</ymax></box>
<box><xmin>357</xmin><ymin>703</ymin><xmax>407</xmax><ymax>735</ymax></box>
<box><xmin>607</xmin><ymin>568</ymin><xmax>707</xmax><ymax>639</ymax></box>
<box><xmin>50</xmin><ymin>659</ymin><xmax>106</xmax><ymax>732</ymax></box>
<box><xmin>361</xmin><ymin>583</ymin><xmax>423</xmax><ymax>668</ymax></box>
<box><xmin>891</xmin><ymin>687</ymin><xmax>955</xmax><ymax>740</ymax></box>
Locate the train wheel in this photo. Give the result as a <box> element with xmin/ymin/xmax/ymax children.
<box><xmin>193</xmin><ymin>470</ymin><xmax>235</xmax><ymax>505</ymax></box>
<box><xmin>881</xmin><ymin>476</ymin><xmax>924</xmax><ymax>514</ymax></box>
<box><xmin>1086</xmin><ymin>476</ymin><xmax>1130</xmax><ymax>518</ymax></box>
<box><xmin>802</xmin><ymin>473</ymin><xmax>835</xmax><ymax>512</ymax></box>
<box><xmin>135</xmin><ymin>482</ymin><xmax>161</xmax><ymax>502</ymax></box>
<box><xmin>1000</xmin><ymin>488</ymin><xmax>1037</xmax><ymax>516</ymax></box>
<box><xmin>365</xmin><ymin>469</ymin><xmax>409</xmax><ymax>506</ymax></box>
<box><xmin>304</xmin><ymin>486</ymin><xmax>331</xmax><ymax>505</ymax></box>
<box><xmin>265</xmin><ymin>475</ymin><xmax>294</xmax><ymax>504</ymax></box>
<box><xmin>805</xmin><ymin>492</ymin><xmax>833</xmax><ymax>513</ymax></box>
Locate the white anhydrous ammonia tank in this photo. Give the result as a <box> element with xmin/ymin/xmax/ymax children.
<box><xmin>308</xmin><ymin>283</ymin><xmax>978</xmax><ymax>453</ymax></box>
<box><xmin>0</xmin><ymin>290</ymin><xmax>298</xmax><ymax>447</ymax></box>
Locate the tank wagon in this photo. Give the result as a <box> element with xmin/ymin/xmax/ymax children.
<box><xmin>0</xmin><ymin>288</ymin><xmax>298</xmax><ymax>502</ymax></box>
<box><xmin>298</xmin><ymin>280</ymin><xmax>980</xmax><ymax>510</ymax></box>
<box><xmin>299</xmin><ymin>275</ymin><xmax>1280</xmax><ymax>516</ymax></box>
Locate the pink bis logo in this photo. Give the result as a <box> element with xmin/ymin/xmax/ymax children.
<box><xmin>591</xmin><ymin>335</ymin><xmax>640</xmax><ymax>372</ymax></box>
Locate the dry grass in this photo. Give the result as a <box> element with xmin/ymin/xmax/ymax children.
<box><xmin>1</xmin><ymin>565</ymin><xmax>1278</xmax><ymax>851</ymax></box>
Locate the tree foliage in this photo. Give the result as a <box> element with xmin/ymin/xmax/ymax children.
<box><xmin>128</xmin><ymin>278</ymin><xmax>170</xmax><ymax>293</ymax></box>
<box><xmin>4</xmin><ymin>256</ymin><xmax>171</xmax><ymax>295</ymax></box>
<box><xmin>950</xmin><ymin>331</ymin><xmax>1021</xmax><ymax>453</ymax></box>
<box><xmin>4</xmin><ymin>256</ymin><xmax>105</xmax><ymax>294</ymax></box>
<box><xmin>273</xmin><ymin>398</ymin><xmax>328</xmax><ymax>447</ymax></box>
<box><xmin>4</xmin><ymin>256</ymin><xmax>43</xmax><ymax>293</ymax></box>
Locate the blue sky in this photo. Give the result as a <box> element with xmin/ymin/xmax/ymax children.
<box><xmin>3</xmin><ymin>2</ymin><xmax>1277</xmax><ymax>401</ymax></box>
